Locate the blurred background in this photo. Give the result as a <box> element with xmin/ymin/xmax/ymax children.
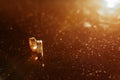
<box><xmin>0</xmin><ymin>0</ymin><xmax>120</xmax><ymax>80</ymax></box>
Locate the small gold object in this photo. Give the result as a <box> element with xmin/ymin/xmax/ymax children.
<box><xmin>29</xmin><ymin>37</ymin><xmax>44</xmax><ymax>67</ymax></box>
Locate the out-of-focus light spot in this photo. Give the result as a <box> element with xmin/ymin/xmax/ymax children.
<box><xmin>97</xmin><ymin>0</ymin><xmax>120</xmax><ymax>17</ymax></box>
<box><xmin>118</xmin><ymin>47</ymin><xmax>120</xmax><ymax>51</ymax></box>
<box><xmin>117</xmin><ymin>15</ymin><xmax>120</xmax><ymax>19</ymax></box>
<box><xmin>105</xmin><ymin>0</ymin><xmax>120</xmax><ymax>8</ymax></box>
<box><xmin>108</xmin><ymin>75</ymin><xmax>112</xmax><ymax>79</ymax></box>
<box><xmin>84</xmin><ymin>22</ymin><xmax>92</xmax><ymax>28</ymax></box>
<box><xmin>93</xmin><ymin>25</ymin><xmax>97</xmax><ymax>28</ymax></box>
<box><xmin>42</xmin><ymin>64</ymin><xmax>45</xmax><ymax>67</ymax></box>
<box><xmin>60</xmin><ymin>38</ymin><xmax>63</xmax><ymax>41</ymax></box>
<box><xmin>97</xmin><ymin>9</ymin><xmax>105</xmax><ymax>16</ymax></box>
<box><xmin>34</xmin><ymin>56</ymin><xmax>38</xmax><ymax>60</ymax></box>
<box><xmin>99</xmin><ymin>24</ymin><xmax>109</xmax><ymax>30</ymax></box>
<box><xmin>83</xmin><ymin>8</ymin><xmax>90</xmax><ymax>15</ymax></box>
<box><xmin>33</xmin><ymin>45</ymin><xmax>37</xmax><ymax>50</ymax></box>
<box><xmin>76</xmin><ymin>10</ymin><xmax>80</xmax><ymax>14</ymax></box>
<box><xmin>9</xmin><ymin>27</ymin><xmax>13</xmax><ymax>30</ymax></box>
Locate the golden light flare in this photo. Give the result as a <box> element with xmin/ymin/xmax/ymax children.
<box><xmin>98</xmin><ymin>0</ymin><xmax>120</xmax><ymax>16</ymax></box>
<box><xmin>84</xmin><ymin>22</ymin><xmax>92</xmax><ymax>28</ymax></box>
<box><xmin>75</xmin><ymin>0</ymin><xmax>120</xmax><ymax>30</ymax></box>
<box><xmin>104</xmin><ymin>0</ymin><xmax>120</xmax><ymax>8</ymax></box>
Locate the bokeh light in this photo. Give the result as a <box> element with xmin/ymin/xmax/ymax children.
<box><xmin>105</xmin><ymin>0</ymin><xmax>120</xmax><ymax>8</ymax></box>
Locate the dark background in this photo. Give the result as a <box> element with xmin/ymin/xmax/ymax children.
<box><xmin>0</xmin><ymin>0</ymin><xmax>120</xmax><ymax>80</ymax></box>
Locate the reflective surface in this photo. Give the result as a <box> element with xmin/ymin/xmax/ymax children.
<box><xmin>0</xmin><ymin>0</ymin><xmax>120</xmax><ymax>80</ymax></box>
